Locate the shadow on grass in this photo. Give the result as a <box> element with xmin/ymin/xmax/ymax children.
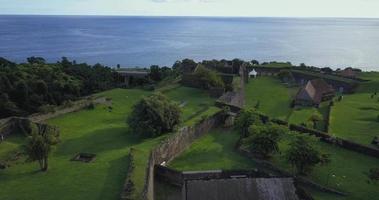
<box><xmin>55</xmin><ymin>127</ymin><xmax>143</xmax><ymax>156</ymax></box>
<box><xmin>98</xmin><ymin>155</ymin><xmax>130</xmax><ymax>200</ymax></box>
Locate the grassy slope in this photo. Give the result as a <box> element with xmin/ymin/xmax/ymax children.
<box><xmin>245</xmin><ymin>77</ymin><xmax>298</xmax><ymax>120</ymax></box>
<box><xmin>0</xmin><ymin>87</ymin><xmax>218</xmax><ymax>200</ymax></box>
<box><xmin>169</xmin><ymin>129</ymin><xmax>257</xmax><ymax>171</ymax></box>
<box><xmin>163</xmin><ymin>86</ymin><xmax>220</xmax><ymax>126</ymax></box>
<box><xmin>330</xmin><ymin>72</ymin><xmax>379</xmax><ymax>145</ymax></box>
<box><xmin>272</xmin><ymin>134</ymin><xmax>379</xmax><ymax>200</ymax></box>
<box><xmin>0</xmin><ymin>135</ymin><xmax>24</xmax><ymax>163</ymax></box>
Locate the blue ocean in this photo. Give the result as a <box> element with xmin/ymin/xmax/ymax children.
<box><xmin>1</xmin><ymin>15</ymin><xmax>379</xmax><ymax>70</ymax></box>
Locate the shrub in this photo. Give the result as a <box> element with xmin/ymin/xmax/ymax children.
<box><xmin>235</xmin><ymin>109</ymin><xmax>263</xmax><ymax>136</ymax></box>
<box><xmin>128</xmin><ymin>93</ymin><xmax>181</xmax><ymax>138</ymax></box>
<box><xmin>193</xmin><ymin>65</ymin><xmax>224</xmax><ymax>89</ymax></box>
<box><xmin>24</xmin><ymin>124</ymin><xmax>56</xmax><ymax>172</ymax></box>
<box><xmin>242</xmin><ymin>123</ymin><xmax>287</xmax><ymax>158</ymax></box>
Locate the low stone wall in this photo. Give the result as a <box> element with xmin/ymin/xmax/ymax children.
<box><xmin>289</xmin><ymin>124</ymin><xmax>379</xmax><ymax>158</ymax></box>
<box><xmin>29</xmin><ymin>96</ymin><xmax>107</xmax><ymax>123</ymax></box>
<box><xmin>124</xmin><ymin>112</ymin><xmax>225</xmax><ymax>200</ymax></box>
<box><xmin>120</xmin><ymin>149</ymin><xmax>136</xmax><ymax>200</ymax></box>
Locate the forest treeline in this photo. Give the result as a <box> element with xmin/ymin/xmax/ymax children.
<box><xmin>0</xmin><ymin>57</ymin><xmax>118</xmax><ymax>118</ymax></box>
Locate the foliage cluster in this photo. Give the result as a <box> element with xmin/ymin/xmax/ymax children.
<box><xmin>236</xmin><ymin>109</ymin><xmax>330</xmax><ymax>175</ymax></box>
<box><xmin>0</xmin><ymin>57</ymin><xmax>118</xmax><ymax>118</ymax></box>
<box><xmin>193</xmin><ymin>65</ymin><xmax>224</xmax><ymax>89</ymax></box>
<box><xmin>128</xmin><ymin>93</ymin><xmax>181</xmax><ymax>137</ymax></box>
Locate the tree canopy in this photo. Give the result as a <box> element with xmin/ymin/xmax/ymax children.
<box><xmin>127</xmin><ymin>93</ymin><xmax>181</xmax><ymax>138</ymax></box>
<box><xmin>0</xmin><ymin>57</ymin><xmax>118</xmax><ymax>118</ymax></box>
<box><xmin>286</xmin><ymin>135</ymin><xmax>330</xmax><ymax>175</ymax></box>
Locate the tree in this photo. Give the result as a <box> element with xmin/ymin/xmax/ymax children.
<box><xmin>242</xmin><ymin>123</ymin><xmax>287</xmax><ymax>158</ymax></box>
<box><xmin>251</xmin><ymin>60</ymin><xmax>259</xmax><ymax>65</ymax></box>
<box><xmin>27</xmin><ymin>57</ymin><xmax>46</xmax><ymax>65</ymax></box>
<box><xmin>309</xmin><ymin>112</ymin><xmax>323</xmax><ymax>129</ymax></box>
<box><xmin>25</xmin><ymin>125</ymin><xmax>53</xmax><ymax>172</ymax></box>
<box><xmin>194</xmin><ymin>65</ymin><xmax>224</xmax><ymax>89</ymax></box>
<box><xmin>321</xmin><ymin>67</ymin><xmax>333</xmax><ymax>74</ymax></box>
<box><xmin>149</xmin><ymin>65</ymin><xmax>162</xmax><ymax>81</ymax></box>
<box><xmin>128</xmin><ymin>93</ymin><xmax>181</xmax><ymax>138</ymax></box>
<box><xmin>286</xmin><ymin>135</ymin><xmax>329</xmax><ymax>175</ymax></box>
<box><xmin>235</xmin><ymin>109</ymin><xmax>263</xmax><ymax>136</ymax></box>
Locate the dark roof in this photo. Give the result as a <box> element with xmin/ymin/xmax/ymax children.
<box><xmin>185</xmin><ymin>178</ymin><xmax>299</xmax><ymax>200</ymax></box>
<box><xmin>296</xmin><ymin>79</ymin><xmax>334</xmax><ymax>104</ymax></box>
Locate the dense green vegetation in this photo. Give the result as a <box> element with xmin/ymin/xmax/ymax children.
<box><xmin>193</xmin><ymin>65</ymin><xmax>225</xmax><ymax>89</ymax></box>
<box><xmin>0</xmin><ymin>57</ymin><xmax>118</xmax><ymax>118</ymax></box>
<box><xmin>0</xmin><ymin>85</ymin><xmax>218</xmax><ymax>199</ymax></box>
<box><xmin>169</xmin><ymin>129</ymin><xmax>257</xmax><ymax>171</ymax></box>
<box><xmin>330</xmin><ymin>72</ymin><xmax>379</xmax><ymax>145</ymax></box>
<box><xmin>245</xmin><ymin>77</ymin><xmax>298</xmax><ymax>120</ymax></box>
<box><xmin>128</xmin><ymin>93</ymin><xmax>181</xmax><ymax>138</ymax></box>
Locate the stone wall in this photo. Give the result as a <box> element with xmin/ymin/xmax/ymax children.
<box><xmin>120</xmin><ymin>149</ymin><xmax>136</xmax><ymax>200</ymax></box>
<box><xmin>289</xmin><ymin>124</ymin><xmax>379</xmax><ymax>158</ymax></box>
<box><xmin>142</xmin><ymin>112</ymin><xmax>224</xmax><ymax>200</ymax></box>
<box><xmin>29</xmin><ymin>97</ymin><xmax>106</xmax><ymax>123</ymax></box>
<box><xmin>215</xmin><ymin>64</ymin><xmax>247</xmax><ymax>109</ymax></box>
<box><xmin>291</xmin><ymin>71</ymin><xmax>358</xmax><ymax>93</ymax></box>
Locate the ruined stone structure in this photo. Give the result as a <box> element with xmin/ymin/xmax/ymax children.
<box><xmin>117</xmin><ymin>70</ymin><xmax>149</xmax><ymax>87</ymax></box>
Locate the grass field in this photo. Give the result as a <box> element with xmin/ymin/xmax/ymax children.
<box><xmin>163</xmin><ymin>86</ymin><xmax>220</xmax><ymax>125</ymax></box>
<box><xmin>0</xmin><ymin>86</ymin><xmax>218</xmax><ymax>200</ymax></box>
<box><xmin>245</xmin><ymin>77</ymin><xmax>298</xmax><ymax>120</ymax></box>
<box><xmin>329</xmin><ymin>72</ymin><xmax>379</xmax><ymax>146</ymax></box>
<box><xmin>272</xmin><ymin>133</ymin><xmax>379</xmax><ymax>200</ymax></box>
<box><xmin>289</xmin><ymin>102</ymin><xmax>329</xmax><ymax>131</ymax></box>
<box><xmin>0</xmin><ymin>135</ymin><xmax>24</xmax><ymax>162</ymax></box>
<box><xmin>169</xmin><ymin>129</ymin><xmax>257</xmax><ymax>171</ymax></box>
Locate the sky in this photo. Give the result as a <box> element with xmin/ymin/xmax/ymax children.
<box><xmin>0</xmin><ymin>0</ymin><xmax>378</xmax><ymax>18</ymax></box>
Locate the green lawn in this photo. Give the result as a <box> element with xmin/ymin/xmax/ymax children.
<box><xmin>329</xmin><ymin>72</ymin><xmax>379</xmax><ymax>146</ymax></box>
<box><xmin>169</xmin><ymin>129</ymin><xmax>257</xmax><ymax>171</ymax></box>
<box><xmin>245</xmin><ymin>77</ymin><xmax>298</xmax><ymax>120</ymax></box>
<box><xmin>289</xmin><ymin>102</ymin><xmax>329</xmax><ymax>131</ymax></box>
<box><xmin>272</xmin><ymin>133</ymin><xmax>379</xmax><ymax>200</ymax></box>
<box><xmin>0</xmin><ymin>86</ymin><xmax>218</xmax><ymax>200</ymax></box>
<box><xmin>163</xmin><ymin>86</ymin><xmax>220</xmax><ymax>125</ymax></box>
<box><xmin>0</xmin><ymin>134</ymin><xmax>24</xmax><ymax>162</ymax></box>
